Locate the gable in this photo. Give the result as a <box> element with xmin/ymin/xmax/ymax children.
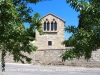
<box><xmin>41</xmin><ymin>13</ymin><xmax>66</xmax><ymax>23</ymax></box>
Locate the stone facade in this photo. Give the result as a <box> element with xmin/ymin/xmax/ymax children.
<box><xmin>31</xmin><ymin>13</ymin><xmax>65</xmax><ymax>50</ymax></box>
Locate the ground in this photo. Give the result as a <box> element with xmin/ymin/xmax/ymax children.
<box><xmin>0</xmin><ymin>63</ymin><xmax>100</xmax><ymax>75</ymax></box>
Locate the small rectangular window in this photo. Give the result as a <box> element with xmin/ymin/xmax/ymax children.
<box><xmin>48</xmin><ymin>41</ymin><xmax>52</xmax><ymax>46</ymax></box>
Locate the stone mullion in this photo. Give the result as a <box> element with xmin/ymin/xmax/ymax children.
<box><xmin>53</xmin><ymin>21</ymin><xmax>54</xmax><ymax>31</ymax></box>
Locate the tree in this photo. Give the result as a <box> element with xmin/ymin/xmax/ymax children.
<box><xmin>0</xmin><ymin>0</ymin><xmax>43</xmax><ymax>71</ymax></box>
<box><xmin>62</xmin><ymin>0</ymin><xmax>100</xmax><ymax>61</ymax></box>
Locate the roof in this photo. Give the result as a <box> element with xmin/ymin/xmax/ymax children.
<box><xmin>41</xmin><ymin>13</ymin><xmax>66</xmax><ymax>23</ymax></box>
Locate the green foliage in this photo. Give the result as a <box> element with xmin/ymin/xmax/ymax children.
<box><xmin>61</xmin><ymin>49</ymin><xmax>76</xmax><ymax>61</ymax></box>
<box><xmin>62</xmin><ymin>0</ymin><xmax>100</xmax><ymax>61</ymax></box>
<box><xmin>0</xmin><ymin>0</ymin><xmax>42</xmax><ymax>71</ymax></box>
<box><xmin>64</xmin><ymin>25</ymin><xmax>78</xmax><ymax>33</ymax></box>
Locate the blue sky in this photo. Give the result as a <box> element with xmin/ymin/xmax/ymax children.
<box><xmin>26</xmin><ymin>0</ymin><xmax>79</xmax><ymax>40</ymax></box>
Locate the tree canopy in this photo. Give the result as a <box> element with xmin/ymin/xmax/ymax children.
<box><xmin>62</xmin><ymin>0</ymin><xmax>100</xmax><ymax>61</ymax></box>
<box><xmin>0</xmin><ymin>0</ymin><xmax>43</xmax><ymax>71</ymax></box>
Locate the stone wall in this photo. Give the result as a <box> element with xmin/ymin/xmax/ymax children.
<box><xmin>1</xmin><ymin>48</ymin><xmax>100</xmax><ymax>68</ymax></box>
<box><xmin>33</xmin><ymin>49</ymin><xmax>100</xmax><ymax>67</ymax></box>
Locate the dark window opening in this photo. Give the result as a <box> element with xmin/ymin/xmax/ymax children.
<box><xmin>47</xmin><ymin>21</ymin><xmax>50</xmax><ymax>31</ymax></box>
<box><xmin>48</xmin><ymin>41</ymin><xmax>52</xmax><ymax>46</ymax></box>
<box><xmin>51</xmin><ymin>22</ymin><xmax>53</xmax><ymax>31</ymax></box>
<box><xmin>44</xmin><ymin>22</ymin><xmax>46</xmax><ymax>31</ymax></box>
<box><xmin>54</xmin><ymin>21</ymin><xmax>57</xmax><ymax>31</ymax></box>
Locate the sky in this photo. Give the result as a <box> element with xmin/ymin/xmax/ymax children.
<box><xmin>26</xmin><ymin>0</ymin><xmax>79</xmax><ymax>40</ymax></box>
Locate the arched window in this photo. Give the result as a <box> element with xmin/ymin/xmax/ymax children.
<box><xmin>47</xmin><ymin>21</ymin><xmax>50</xmax><ymax>31</ymax></box>
<box><xmin>44</xmin><ymin>19</ymin><xmax>57</xmax><ymax>31</ymax></box>
<box><xmin>44</xmin><ymin>22</ymin><xmax>46</xmax><ymax>31</ymax></box>
<box><xmin>54</xmin><ymin>21</ymin><xmax>57</xmax><ymax>31</ymax></box>
<box><xmin>51</xmin><ymin>21</ymin><xmax>53</xmax><ymax>31</ymax></box>
<box><xmin>51</xmin><ymin>21</ymin><xmax>57</xmax><ymax>31</ymax></box>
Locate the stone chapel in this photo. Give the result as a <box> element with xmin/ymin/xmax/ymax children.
<box><xmin>34</xmin><ymin>13</ymin><xmax>66</xmax><ymax>50</ymax></box>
